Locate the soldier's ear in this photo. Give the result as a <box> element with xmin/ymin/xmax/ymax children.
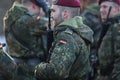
<box><xmin>63</xmin><ymin>9</ymin><xmax>69</xmax><ymax>19</ymax></box>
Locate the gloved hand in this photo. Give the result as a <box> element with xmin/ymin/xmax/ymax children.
<box><xmin>36</xmin><ymin>0</ymin><xmax>50</xmax><ymax>16</ymax></box>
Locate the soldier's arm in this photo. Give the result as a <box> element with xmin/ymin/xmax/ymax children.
<box><xmin>35</xmin><ymin>31</ymin><xmax>77</xmax><ymax>79</ymax></box>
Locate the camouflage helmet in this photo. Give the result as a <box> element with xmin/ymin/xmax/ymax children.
<box><xmin>98</xmin><ymin>0</ymin><xmax>120</xmax><ymax>5</ymax></box>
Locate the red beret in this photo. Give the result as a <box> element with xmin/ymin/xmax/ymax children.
<box><xmin>98</xmin><ymin>0</ymin><xmax>120</xmax><ymax>5</ymax></box>
<box><xmin>53</xmin><ymin>0</ymin><xmax>81</xmax><ymax>7</ymax></box>
<box><xmin>30</xmin><ymin>0</ymin><xmax>37</xmax><ymax>5</ymax></box>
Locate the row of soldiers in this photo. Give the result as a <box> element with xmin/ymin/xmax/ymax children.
<box><xmin>0</xmin><ymin>0</ymin><xmax>120</xmax><ymax>80</ymax></box>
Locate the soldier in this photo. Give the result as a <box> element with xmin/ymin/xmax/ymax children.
<box><xmin>3</xmin><ymin>0</ymin><xmax>49</xmax><ymax>80</ymax></box>
<box><xmin>97</xmin><ymin>0</ymin><xmax>120</xmax><ymax>80</ymax></box>
<box><xmin>80</xmin><ymin>0</ymin><xmax>102</xmax><ymax>79</ymax></box>
<box><xmin>81</xmin><ymin>0</ymin><xmax>102</xmax><ymax>46</ymax></box>
<box><xmin>0</xmin><ymin>43</ymin><xmax>17</xmax><ymax>80</ymax></box>
<box><xmin>35</xmin><ymin>0</ymin><xmax>93</xmax><ymax>80</ymax></box>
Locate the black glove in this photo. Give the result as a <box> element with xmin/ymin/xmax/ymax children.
<box><xmin>36</xmin><ymin>0</ymin><xmax>50</xmax><ymax>16</ymax></box>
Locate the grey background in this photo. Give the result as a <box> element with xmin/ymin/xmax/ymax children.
<box><xmin>0</xmin><ymin>0</ymin><xmax>12</xmax><ymax>42</ymax></box>
<box><xmin>0</xmin><ymin>0</ymin><xmax>12</xmax><ymax>35</ymax></box>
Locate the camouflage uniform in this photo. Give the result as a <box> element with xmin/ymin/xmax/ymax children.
<box><xmin>35</xmin><ymin>16</ymin><xmax>93</xmax><ymax>80</ymax></box>
<box><xmin>3</xmin><ymin>2</ymin><xmax>48</xmax><ymax>80</ymax></box>
<box><xmin>81</xmin><ymin>3</ymin><xmax>102</xmax><ymax>48</ymax></box>
<box><xmin>98</xmin><ymin>14</ymin><xmax>120</xmax><ymax>80</ymax></box>
<box><xmin>81</xmin><ymin>3</ymin><xmax>102</xmax><ymax>79</ymax></box>
<box><xmin>0</xmin><ymin>43</ymin><xmax>17</xmax><ymax>80</ymax></box>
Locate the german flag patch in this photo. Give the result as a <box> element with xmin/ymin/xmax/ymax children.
<box><xmin>59</xmin><ymin>39</ymin><xmax>67</xmax><ymax>44</ymax></box>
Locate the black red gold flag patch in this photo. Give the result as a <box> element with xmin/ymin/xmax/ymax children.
<box><xmin>59</xmin><ymin>39</ymin><xmax>67</xmax><ymax>44</ymax></box>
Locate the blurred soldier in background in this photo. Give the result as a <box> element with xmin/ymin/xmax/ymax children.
<box><xmin>81</xmin><ymin>0</ymin><xmax>102</xmax><ymax>45</ymax></box>
<box><xmin>80</xmin><ymin>0</ymin><xmax>102</xmax><ymax>79</ymax></box>
<box><xmin>35</xmin><ymin>0</ymin><xmax>93</xmax><ymax>80</ymax></box>
<box><xmin>97</xmin><ymin>0</ymin><xmax>120</xmax><ymax>80</ymax></box>
<box><xmin>0</xmin><ymin>43</ymin><xmax>16</xmax><ymax>80</ymax></box>
<box><xmin>3</xmin><ymin>0</ymin><xmax>49</xmax><ymax>80</ymax></box>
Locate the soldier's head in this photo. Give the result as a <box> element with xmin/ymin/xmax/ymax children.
<box><xmin>51</xmin><ymin>0</ymin><xmax>81</xmax><ymax>26</ymax></box>
<box><xmin>21</xmin><ymin>0</ymin><xmax>40</xmax><ymax>18</ymax></box>
<box><xmin>98</xmin><ymin>0</ymin><xmax>120</xmax><ymax>21</ymax></box>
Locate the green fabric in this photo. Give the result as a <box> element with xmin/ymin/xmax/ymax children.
<box><xmin>4</xmin><ymin>2</ymin><xmax>47</xmax><ymax>58</ymax></box>
<box><xmin>58</xmin><ymin>16</ymin><xmax>93</xmax><ymax>43</ymax></box>
<box><xmin>81</xmin><ymin>3</ymin><xmax>102</xmax><ymax>45</ymax></box>
<box><xmin>98</xmin><ymin>14</ymin><xmax>120</xmax><ymax>80</ymax></box>
<box><xmin>3</xmin><ymin>2</ymin><xmax>48</xmax><ymax>80</ymax></box>
<box><xmin>35</xmin><ymin>16</ymin><xmax>93</xmax><ymax>80</ymax></box>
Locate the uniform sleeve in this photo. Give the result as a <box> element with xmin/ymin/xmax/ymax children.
<box><xmin>35</xmin><ymin>32</ymin><xmax>77</xmax><ymax>79</ymax></box>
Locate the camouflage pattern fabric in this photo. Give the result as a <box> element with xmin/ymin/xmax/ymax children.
<box><xmin>98</xmin><ymin>14</ymin><xmax>120</xmax><ymax>80</ymax></box>
<box><xmin>35</xmin><ymin>16</ymin><xmax>93</xmax><ymax>80</ymax></box>
<box><xmin>81</xmin><ymin>3</ymin><xmax>102</xmax><ymax>80</ymax></box>
<box><xmin>81</xmin><ymin>3</ymin><xmax>102</xmax><ymax>47</ymax></box>
<box><xmin>4</xmin><ymin>2</ymin><xmax>48</xmax><ymax>58</ymax></box>
<box><xmin>3</xmin><ymin>2</ymin><xmax>48</xmax><ymax>80</ymax></box>
<box><xmin>0</xmin><ymin>43</ymin><xmax>17</xmax><ymax>80</ymax></box>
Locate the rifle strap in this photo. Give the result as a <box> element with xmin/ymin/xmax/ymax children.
<box><xmin>97</xmin><ymin>25</ymin><xmax>110</xmax><ymax>49</ymax></box>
